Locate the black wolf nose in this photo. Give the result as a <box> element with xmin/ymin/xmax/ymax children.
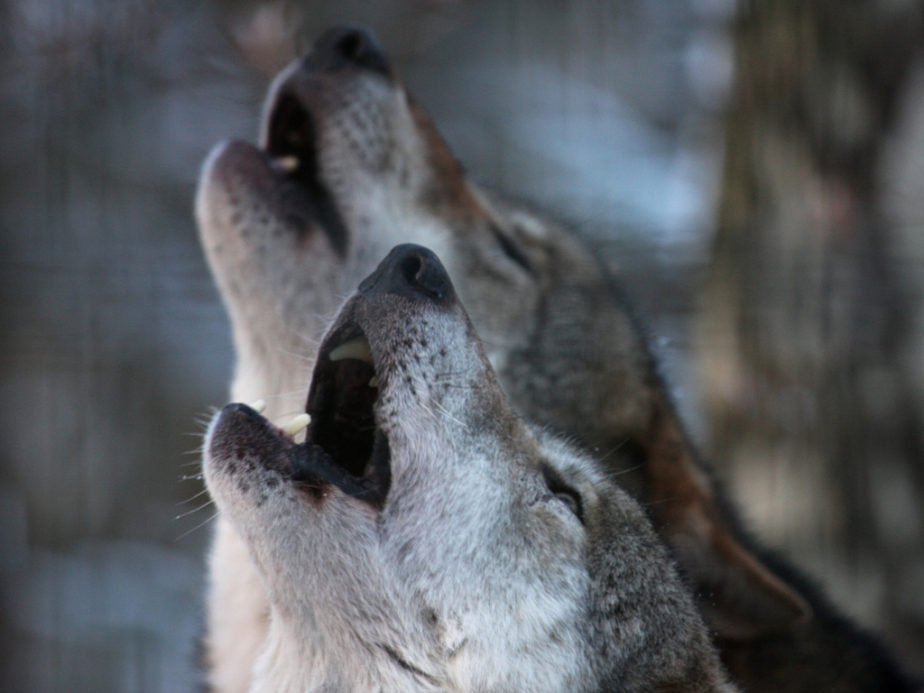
<box><xmin>359</xmin><ymin>244</ymin><xmax>455</xmax><ymax>304</ymax></box>
<box><xmin>304</xmin><ymin>25</ymin><xmax>391</xmax><ymax>76</ymax></box>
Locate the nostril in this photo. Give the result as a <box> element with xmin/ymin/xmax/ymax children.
<box><xmin>399</xmin><ymin>255</ymin><xmax>423</xmax><ymax>289</ymax></box>
<box><xmin>335</xmin><ymin>30</ymin><xmax>365</xmax><ymax>63</ymax></box>
<box><xmin>401</xmin><ymin>253</ymin><xmax>446</xmax><ymax>301</ymax></box>
<box><xmin>305</xmin><ymin>25</ymin><xmax>391</xmax><ymax>76</ymax></box>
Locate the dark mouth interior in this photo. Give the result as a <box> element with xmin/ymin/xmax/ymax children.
<box><xmin>263</xmin><ymin>92</ymin><xmax>348</xmax><ymax>255</ymax></box>
<box><xmin>309</xmin><ymin>348</ymin><xmax>376</xmax><ymax>478</ymax></box>
<box><xmin>266</xmin><ymin>94</ymin><xmax>320</xmax><ymax>191</ymax></box>
<box><xmin>300</xmin><ymin>326</ymin><xmax>390</xmax><ymax>505</ymax></box>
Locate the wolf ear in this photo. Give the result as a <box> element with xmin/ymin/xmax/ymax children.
<box><xmin>644</xmin><ymin>400</ymin><xmax>812</xmax><ymax>640</ymax></box>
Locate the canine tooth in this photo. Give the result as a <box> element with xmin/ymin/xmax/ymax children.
<box><xmin>250</xmin><ymin>399</ymin><xmax>267</xmax><ymax>414</ymax></box>
<box><xmin>368</xmin><ymin>376</ymin><xmax>378</xmax><ymax>388</ymax></box>
<box><xmin>272</xmin><ymin>155</ymin><xmax>299</xmax><ymax>173</ymax></box>
<box><xmin>329</xmin><ymin>337</ymin><xmax>373</xmax><ymax>365</ymax></box>
<box><xmin>283</xmin><ymin>413</ymin><xmax>311</xmax><ymax>436</ymax></box>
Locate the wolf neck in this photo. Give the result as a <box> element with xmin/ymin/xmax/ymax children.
<box><xmin>252</xmin><ymin>605</ymin><xmax>445</xmax><ymax>693</ymax></box>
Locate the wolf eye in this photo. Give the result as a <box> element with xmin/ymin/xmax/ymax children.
<box><xmin>554</xmin><ymin>490</ymin><xmax>581</xmax><ymax>516</ymax></box>
<box><xmin>541</xmin><ymin>465</ymin><xmax>584</xmax><ymax>523</ymax></box>
<box><xmin>489</xmin><ymin>224</ymin><xmax>533</xmax><ymax>275</ymax></box>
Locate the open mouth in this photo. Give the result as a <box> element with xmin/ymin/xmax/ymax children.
<box><xmin>289</xmin><ymin>324</ymin><xmax>390</xmax><ymax>506</ymax></box>
<box><xmin>264</xmin><ymin>92</ymin><xmax>320</xmax><ymax>190</ymax></box>
<box><xmin>259</xmin><ymin>88</ymin><xmax>349</xmax><ymax>255</ymax></box>
<box><xmin>212</xmin><ymin>323</ymin><xmax>390</xmax><ymax>507</ymax></box>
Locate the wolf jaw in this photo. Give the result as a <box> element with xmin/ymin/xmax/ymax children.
<box><xmin>203</xmin><ymin>244</ymin><xmax>736</xmax><ymax>693</ymax></box>
<box><xmin>209</xmin><ymin>321</ymin><xmax>393</xmax><ymax>510</ymax></box>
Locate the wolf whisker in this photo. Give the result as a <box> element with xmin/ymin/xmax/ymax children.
<box><xmin>603</xmin><ymin>463</ymin><xmax>644</xmax><ymax>480</ymax></box>
<box><xmin>175</xmin><ymin>498</ymin><xmax>216</xmax><ymax>520</ymax></box>
<box><xmin>177</xmin><ymin>486</ymin><xmax>210</xmax><ymax>505</ymax></box>
<box><xmin>175</xmin><ymin>510</ymin><xmax>220</xmax><ymax>542</ymax></box>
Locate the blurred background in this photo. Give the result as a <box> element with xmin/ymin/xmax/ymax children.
<box><xmin>1</xmin><ymin>0</ymin><xmax>922</xmax><ymax>690</ymax></box>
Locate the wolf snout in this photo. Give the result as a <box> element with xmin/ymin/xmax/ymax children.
<box><xmin>205</xmin><ymin>403</ymin><xmax>295</xmax><ymax>472</ymax></box>
<box><xmin>303</xmin><ymin>25</ymin><xmax>391</xmax><ymax>77</ymax></box>
<box><xmin>359</xmin><ymin>244</ymin><xmax>456</xmax><ymax>305</ymax></box>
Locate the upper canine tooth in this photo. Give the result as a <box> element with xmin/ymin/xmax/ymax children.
<box><xmin>272</xmin><ymin>155</ymin><xmax>299</xmax><ymax>173</ymax></box>
<box><xmin>329</xmin><ymin>337</ymin><xmax>373</xmax><ymax>365</ymax></box>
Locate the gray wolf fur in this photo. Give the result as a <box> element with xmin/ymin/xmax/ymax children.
<box><xmin>202</xmin><ymin>244</ymin><xmax>737</xmax><ymax>692</ymax></box>
<box><xmin>196</xmin><ymin>25</ymin><xmax>919</xmax><ymax>693</ymax></box>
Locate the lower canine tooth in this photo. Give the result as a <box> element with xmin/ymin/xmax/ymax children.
<box><xmin>368</xmin><ymin>376</ymin><xmax>378</xmax><ymax>388</ymax></box>
<box><xmin>329</xmin><ymin>337</ymin><xmax>373</xmax><ymax>364</ymax></box>
<box><xmin>250</xmin><ymin>399</ymin><xmax>267</xmax><ymax>414</ymax></box>
<box><xmin>283</xmin><ymin>413</ymin><xmax>311</xmax><ymax>436</ymax></box>
<box><xmin>272</xmin><ymin>155</ymin><xmax>299</xmax><ymax>173</ymax></box>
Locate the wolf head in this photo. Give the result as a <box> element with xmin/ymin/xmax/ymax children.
<box><xmin>195</xmin><ymin>25</ymin><xmax>518</xmax><ymax>411</ymax></box>
<box><xmin>203</xmin><ymin>245</ymin><xmax>734</xmax><ymax>693</ymax></box>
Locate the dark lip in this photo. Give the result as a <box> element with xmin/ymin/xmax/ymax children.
<box><xmin>215</xmin><ymin>401</ymin><xmax>389</xmax><ymax>505</ymax></box>
<box><xmin>290</xmin><ymin>429</ymin><xmax>391</xmax><ymax>506</ymax></box>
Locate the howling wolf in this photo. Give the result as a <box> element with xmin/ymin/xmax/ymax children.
<box><xmin>196</xmin><ymin>25</ymin><xmax>918</xmax><ymax>693</ymax></box>
<box><xmin>202</xmin><ymin>244</ymin><xmax>737</xmax><ymax>692</ymax></box>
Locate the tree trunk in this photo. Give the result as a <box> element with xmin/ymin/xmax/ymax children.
<box><xmin>695</xmin><ymin>0</ymin><xmax>924</xmax><ymax>669</ymax></box>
